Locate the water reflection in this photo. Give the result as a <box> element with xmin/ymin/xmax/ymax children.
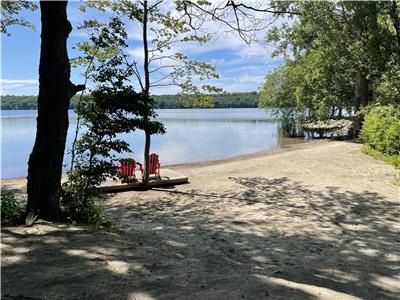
<box><xmin>1</xmin><ymin>108</ymin><xmax>304</xmax><ymax>179</ymax></box>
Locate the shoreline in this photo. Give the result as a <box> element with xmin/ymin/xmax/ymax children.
<box><xmin>167</xmin><ymin>138</ymin><xmax>318</xmax><ymax>168</ymax></box>
<box><xmin>1</xmin><ymin>138</ymin><xmax>320</xmax><ymax>183</ymax></box>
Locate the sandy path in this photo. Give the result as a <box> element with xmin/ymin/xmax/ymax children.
<box><xmin>2</xmin><ymin>140</ymin><xmax>399</xmax><ymax>300</ymax></box>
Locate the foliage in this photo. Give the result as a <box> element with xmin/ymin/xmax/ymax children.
<box><xmin>362</xmin><ymin>145</ymin><xmax>400</xmax><ymax>169</ymax></box>
<box><xmin>75</xmin><ymin>2</ymin><xmax>222</xmax><ymax>185</ymax></box>
<box><xmin>61</xmin><ymin>174</ymin><xmax>116</xmax><ymax>231</ymax></box>
<box><xmin>360</xmin><ymin>105</ymin><xmax>400</xmax><ymax>162</ymax></box>
<box><xmin>176</xmin><ymin>1</ymin><xmax>300</xmax><ymax>44</ymax></box>
<box><xmin>259</xmin><ymin>1</ymin><xmax>400</xmax><ymax>136</ymax></box>
<box><xmin>0</xmin><ymin>0</ymin><xmax>37</xmax><ymax>35</ymax></box>
<box><xmin>1</xmin><ymin>187</ymin><xmax>25</xmax><ymax>226</ymax></box>
<box><xmin>1</xmin><ymin>92</ymin><xmax>260</xmax><ymax>110</ymax></box>
<box><xmin>258</xmin><ymin>63</ymin><xmax>308</xmax><ymax>136</ymax></box>
<box><xmin>160</xmin><ymin>92</ymin><xmax>258</xmax><ymax>108</ymax></box>
<box><xmin>63</xmin><ymin>18</ymin><xmax>164</xmax><ymax>227</ymax></box>
<box><xmin>1</xmin><ymin>95</ymin><xmax>39</xmax><ymax>109</ymax></box>
<box><xmin>373</xmin><ymin>56</ymin><xmax>400</xmax><ymax>105</ymax></box>
<box><xmin>78</xmin><ymin>0</ymin><xmax>222</xmax><ymax>104</ymax></box>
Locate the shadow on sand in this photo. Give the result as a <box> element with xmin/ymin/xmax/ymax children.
<box><xmin>2</xmin><ymin>176</ymin><xmax>399</xmax><ymax>299</ymax></box>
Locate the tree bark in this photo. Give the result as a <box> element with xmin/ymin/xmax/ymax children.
<box><xmin>142</xmin><ymin>0</ymin><xmax>151</xmax><ymax>188</ymax></box>
<box><xmin>355</xmin><ymin>65</ymin><xmax>369</xmax><ymax>110</ymax></box>
<box><xmin>26</xmin><ymin>1</ymin><xmax>84</xmax><ymax>222</ymax></box>
<box><xmin>143</xmin><ymin>130</ymin><xmax>151</xmax><ymax>187</ymax></box>
<box><xmin>351</xmin><ymin>65</ymin><xmax>369</xmax><ymax>138</ymax></box>
<box><xmin>390</xmin><ymin>1</ymin><xmax>400</xmax><ymax>46</ymax></box>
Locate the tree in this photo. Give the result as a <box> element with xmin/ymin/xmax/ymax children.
<box><xmin>177</xmin><ymin>0</ymin><xmax>300</xmax><ymax>43</ymax></box>
<box><xmin>68</xmin><ymin>18</ymin><xmax>164</xmax><ymax>203</ymax></box>
<box><xmin>78</xmin><ymin>0</ymin><xmax>221</xmax><ymax>186</ymax></box>
<box><xmin>260</xmin><ymin>1</ymin><xmax>400</xmax><ymax>136</ymax></box>
<box><xmin>63</xmin><ymin>21</ymin><xmax>164</xmax><ymax>221</ymax></box>
<box><xmin>26</xmin><ymin>1</ymin><xmax>85</xmax><ymax>222</ymax></box>
<box><xmin>0</xmin><ymin>0</ymin><xmax>37</xmax><ymax>35</ymax></box>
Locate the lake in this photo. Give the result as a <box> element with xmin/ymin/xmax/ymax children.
<box><xmin>1</xmin><ymin>108</ymin><xmax>304</xmax><ymax>179</ymax></box>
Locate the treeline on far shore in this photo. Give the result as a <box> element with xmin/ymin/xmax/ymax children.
<box><xmin>1</xmin><ymin>92</ymin><xmax>259</xmax><ymax>110</ymax></box>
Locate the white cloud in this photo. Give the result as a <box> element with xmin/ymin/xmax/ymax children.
<box><xmin>1</xmin><ymin>79</ymin><xmax>37</xmax><ymax>85</ymax></box>
<box><xmin>0</xmin><ymin>79</ymin><xmax>38</xmax><ymax>95</ymax></box>
<box><xmin>216</xmin><ymin>74</ymin><xmax>266</xmax><ymax>93</ymax></box>
<box><xmin>70</xmin><ymin>30</ymin><xmax>89</xmax><ymax>39</ymax></box>
<box><xmin>126</xmin><ymin>47</ymin><xmax>145</xmax><ymax>62</ymax></box>
<box><xmin>237</xmin><ymin>75</ymin><xmax>266</xmax><ymax>84</ymax></box>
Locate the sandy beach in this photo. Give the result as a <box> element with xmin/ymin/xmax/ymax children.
<box><xmin>2</xmin><ymin>140</ymin><xmax>399</xmax><ymax>300</ymax></box>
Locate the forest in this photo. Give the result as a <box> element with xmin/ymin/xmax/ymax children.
<box><xmin>0</xmin><ymin>92</ymin><xmax>259</xmax><ymax>110</ymax></box>
<box><xmin>258</xmin><ymin>2</ymin><xmax>400</xmax><ymax>133</ymax></box>
<box><xmin>258</xmin><ymin>1</ymin><xmax>400</xmax><ymax>164</ymax></box>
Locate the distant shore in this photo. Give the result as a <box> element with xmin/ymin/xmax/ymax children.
<box><xmin>1</xmin><ymin>92</ymin><xmax>260</xmax><ymax>110</ymax></box>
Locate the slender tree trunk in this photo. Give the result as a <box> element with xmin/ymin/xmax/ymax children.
<box><xmin>142</xmin><ymin>0</ymin><xmax>151</xmax><ymax>187</ymax></box>
<box><xmin>143</xmin><ymin>131</ymin><xmax>151</xmax><ymax>186</ymax></box>
<box><xmin>390</xmin><ymin>1</ymin><xmax>400</xmax><ymax>46</ymax></box>
<box><xmin>26</xmin><ymin>1</ymin><xmax>84</xmax><ymax>222</ymax></box>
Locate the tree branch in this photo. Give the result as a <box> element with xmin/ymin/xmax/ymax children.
<box><xmin>69</xmin><ymin>83</ymin><xmax>86</xmax><ymax>97</ymax></box>
<box><xmin>149</xmin><ymin>64</ymin><xmax>179</xmax><ymax>73</ymax></box>
<box><xmin>150</xmin><ymin>83</ymin><xmax>178</xmax><ymax>88</ymax></box>
<box><xmin>149</xmin><ymin>73</ymin><xmax>172</xmax><ymax>86</ymax></box>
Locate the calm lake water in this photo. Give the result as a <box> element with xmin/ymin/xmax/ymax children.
<box><xmin>1</xmin><ymin>108</ymin><xmax>304</xmax><ymax>179</ymax></box>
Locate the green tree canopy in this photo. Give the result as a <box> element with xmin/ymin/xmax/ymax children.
<box><xmin>0</xmin><ymin>0</ymin><xmax>37</xmax><ymax>35</ymax></box>
<box><xmin>259</xmin><ymin>1</ymin><xmax>400</xmax><ymax>133</ymax></box>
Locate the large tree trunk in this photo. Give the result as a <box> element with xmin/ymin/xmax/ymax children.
<box><xmin>26</xmin><ymin>1</ymin><xmax>84</xmax><ymax>222</ymax></box>
<box><xmin>355</xmin><ymin>65</ymin><xmax>369</xmax><ymax>110</ymax></box>
<box><xmin>351</xmin><ymin>65</ymin><xmax>369</xmax><ymax>138</ymax></box>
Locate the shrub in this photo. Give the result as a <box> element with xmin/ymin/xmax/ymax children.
<box><xmin>1</xmin><ymin>187</ymin><xmax>25</xmax><ymax>226</ymax></box>
<box><xmin>360</xmin><ymin>105</ymin><xmax>400</xmax><ymax>167</ymax></box>
<box><xmin>61</xmin><ymin>173</ymin><xmax>116</xmax><ymax>232</ymax></box>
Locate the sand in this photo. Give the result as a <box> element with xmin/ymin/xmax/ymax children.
<box><xmin>1</xmin><ymin>140</ymin><xmax>399</xmax><ymax>300</ymax></box>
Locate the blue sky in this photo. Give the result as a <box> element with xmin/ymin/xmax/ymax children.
<box><xmin>1</xmin><ymin>1</ymin><xmax>283</xmax><ymax>96</ymax></box>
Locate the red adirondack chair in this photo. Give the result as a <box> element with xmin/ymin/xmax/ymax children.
<box><xmin>119</xmin><ymin>158</ymin><xmax>143</xmax><ymax>183</ymax></box>
<box><xmin>148</xmin><ymin>153</ymin><xmax>161</xmax><ymax>179</ymax></box>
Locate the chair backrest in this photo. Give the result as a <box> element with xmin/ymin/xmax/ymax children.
<box><xmin>119</xmin><ymin>158</ymin><xmax>136</xmax><ymax>177</ymax></box>
<box><xmin>149</xmin><ymin>153</ymin><xmax>159</xmax><ymax>174</ymax></box>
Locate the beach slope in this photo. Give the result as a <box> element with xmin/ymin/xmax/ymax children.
<box><xmin>2</xmin><ymin>140</ymin><xmax>399</xmax><ymax>300</ymax></box>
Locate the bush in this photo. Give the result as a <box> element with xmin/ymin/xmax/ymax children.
<box><xmin>1</xmin><ymin>187</ymin><xmax>25</xmax><ymax>226</ymax></box>
<box><xmin>360</xmin><ymin>105</ymin><xmax>400</xmax><ymax>167</ymax></box>
<box><xmin>61</xmin><ymin>198</ymin><xmax>116</xmax><ymax>232</ymax></box>
<box><xmin>61</xmin><ymin>173</ymin><xmax>116</xmax><ymax>232</ymax></box>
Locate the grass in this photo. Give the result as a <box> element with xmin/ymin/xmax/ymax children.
<box><xmin>362</xmin><ymin>145</ymin><xmax>400</xmax><ymax>186</ymax></box>
<box><xmin>362</xmin><ymin>145</ymin><xmax>400</xmax><ymax>168</ymax></box>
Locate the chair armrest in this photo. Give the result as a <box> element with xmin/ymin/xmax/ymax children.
<box><xmin>137</xmin><ymin>162</ymin><xmax>144</xmax><ymax>175</ymax></box>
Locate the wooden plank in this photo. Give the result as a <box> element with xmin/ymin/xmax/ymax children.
<box><xmin>98</xmin><ymin>168</ymin><xmax>188</xmax><ymax>193</ymax></box>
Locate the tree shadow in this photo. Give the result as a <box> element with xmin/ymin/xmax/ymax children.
<box><xmin>2</xmin><ymin>176</ymin><xmax>399</xmax><ymax>299</ymax></box>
